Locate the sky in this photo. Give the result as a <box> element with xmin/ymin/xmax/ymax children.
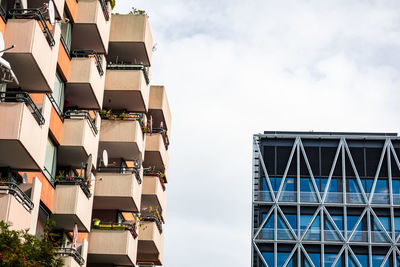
<box><xmin>114</xmin><ymin>1</ymin><xmax>400</xmax><ymax>266</ymax></box>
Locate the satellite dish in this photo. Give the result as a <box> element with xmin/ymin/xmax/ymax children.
<box><xmin>48</xmin><ymin>0</ymin><xmax>55</xmax><ymax>25</ymax></box>
<box><xmin>20</xmin><ymin>0</ymin><xmax>27</xmax><ymax>9</ymax></box>
<box><xmin>102</xmin><ymin>150</ymin><xmax>108</xmax><ymax>167</ymax></box>
<box><xmin>85</xmin><ymin>154</ymin><xmax>93</xmax><ymax>180</ymax></box>
<box><xmin>0</xmin><ymin>33</ymin><xmax>5</xmax><ymax>57</ymax></box>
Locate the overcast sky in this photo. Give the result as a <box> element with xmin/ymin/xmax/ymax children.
<box><xmin>114</xmin><ymin>1</ymin><xmax>400</xmax><ymax>266</ymax></box>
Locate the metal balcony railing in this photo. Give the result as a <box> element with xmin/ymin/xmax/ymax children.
<box><xmin>92</xmin><ymin>221</ymin><xmax>138</xmax><ymax>239</ymax></box>
<box><xmin>0</xmin><ymin>91</ymin><xmax>45</xmax><ymax>125</ymax></box>
<box><xmin>57</xmin><ymin>247</ymin><xmax>85</xmax><ymax>266</ymax></box>
<box><xmin>99</xmin><ymin>0</ymin><xmax>110</xmax><ymax>21</ymax></box>
<box><xmin>97</xmin><ymin>166</ymin><xmax>142</xmax><ymax>184</ymax></box>
<box><xmin>55</xmin><ymin>176</ymin><xmax>91</xmax><ymax>198</ymax></box>
<box><xmin>150</xmin><ymin>128</ymin><xmax>169</xmax><ymax>150</ymax></box>
<box><xmin>8</xmin><ymin>8</ymin><xmax>55</xmax><ymax>46</ymax></box>
<box><xmin>107</xmin><ymin>63</ymin><xmax>150</xmax><ymax>85</ymax></box>
<box><xmin>0</xmin><ymin>182</ymin><xmax>34</xmax><ymax>211</ymax></box>
<box><xmin>64</xmin><ymin>110</ymin><xmax>98</xmax><ymax>135</ymax></box>
<box><xmin>142</xmin><ymin>213</ymin><xmax>163</xmax><ymax>234</ymax></box>
<box><xmin>46</xmin><ymin>93</ymin><xmax>64</xmax><ymax>119</ymax></box>
<box><xmin>71</xmin><ymin>50</ymin><xmax>104</xmax><ymax>76</ymax></box>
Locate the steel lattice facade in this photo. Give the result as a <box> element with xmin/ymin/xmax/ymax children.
<box><xmin>252</xmin><ymin>131</ymin><xmax>400</xmax><ymax>267</ymax></box>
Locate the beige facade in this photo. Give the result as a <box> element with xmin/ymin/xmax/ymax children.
<box><xmin>0</xmin><ymin>3</ymin><xmax>170</xmax><ymax>266</ymax></box>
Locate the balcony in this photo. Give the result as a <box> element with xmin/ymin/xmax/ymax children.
<box><xmin>0</xmin><ymin>92</ymin><xmax>46</xmax><ymax>170</ymax></box>
<box><xmin>94</xmin><ymin>167</ymin><xmax>142</xmax><ymax>211</ymax></box>
<box><xmin>137</xmin><ymin>220</ymin><xmax>164</xmax><ymax>265</ymax></box>
<box><xmin>148</xmin><ymin>86</ymin><xmax>171</xmax><ymax>139</ymax></box>
<box><xmin>0</xmin><ymin>182</ymin><xmax>34</xmax><ymax>231</ymax></box>
<box><xmin>65</xmin><ymin>51</ymin><xmax>106</xmax><ymax>110</ymax></box>
<box><xmin>4</xmin><ymin>16</ymin><xmax>60</xmax><ymax>92</ymax></box>
<box><xmin>104</xmin><ymin>64</ymin><xmax>150</xmax><ymax>112</ymax></box>
<box><xmin>99</xmin><ymin>113</ymin><xmax>144</xmax><ymax>161</ymax></box>
<box><xmin>88</xmin><ymin>227</ymin><xmax>138</xmax><ymax>266</ymax></box>
<box><xmin>28</xmin><ymin>0</ymin><xmax>65</xmax><ymax>20</ymax></box>
<box><xmin>52</xmin><ymin>182</ymin><xmax>93</xmax><ymax>232</ymax></box>
<box><xmin>142</xmin><ymin>175</ymin><xmax>166</xmax><ymax>214</ymax></box>
<box><xmin>58</xmin><ymin>247</ymin><xmax>86</xmax><ymax>267</ymax></box>
<box><xmin>59</xmin><ymin>111</ymin><xmax>99</xmax><ymax>168</ymax></box>
<box><xmin>143</xmin><ymin>134</ymin><xmax>169</xmax><ymax>178</ymax></box>
<box><xmin>71</xmin><ymin>0</ymin><xmax>111</xmax><ymax>54</ymax></box>
<box><xmin>108</xmin><ymin>14</ymin><xmax>153</xmax><ymax>66</ymax></box>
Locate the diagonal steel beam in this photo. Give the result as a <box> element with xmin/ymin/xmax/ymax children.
<box><xmin>322</xmin><ymin>139</ymin><xmax>343</xmax><ymax>203</ymax></box>
<box><xmin>276</xmin><ymin>138</ymin><xmax>299</xmax><ymax>201</ymax></box>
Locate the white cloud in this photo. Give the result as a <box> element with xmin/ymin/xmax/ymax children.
<box><xmin>114</xmin><ymin>1</ymin><xmax>400</xmax><ymax>266</ymax></box>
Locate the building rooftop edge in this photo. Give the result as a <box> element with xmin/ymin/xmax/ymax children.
<box><xmin>260</xmin><ymin>131</ymin><xmax>398</xmax><ymax>137</ymax></box>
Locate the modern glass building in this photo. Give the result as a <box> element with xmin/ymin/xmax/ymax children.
<box><xmin>252</xmin><ymin>131</ymin><xmax>400</xmax><ymax>267</ymax></box>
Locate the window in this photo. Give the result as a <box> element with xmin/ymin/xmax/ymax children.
<box><xmin>60</xmin><ymin>14</ymin><xmax>72</xmax><ymax>53</ymax></box>
<box><xmin>44</xmin><ymin>137</ymin><xmax>57</xmax><ymax>182</ymax></box>
<box><xmin>52</xmin><ymin>72</ymin><xmax>65</xmax><ymax>113</ymax></box>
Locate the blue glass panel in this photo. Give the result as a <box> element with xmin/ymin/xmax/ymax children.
<box><xmin>277</xmin><ymin>214</ymin><xmax>293</xmax><ymax>240</ymax></box>
<box><xmin>347</xmin><ymin>179</ymin><xmax>363</xmax><ymax>204</ymax></box>
<box><xmin>355</xmin><ymin>254</ymin><xmax>368</xmax><ymax>267</ymax></box>
<box><xmin>372</xmin><ymin>254</ymin><xmax>388</xmax><ymax>267</ymax></box>
<box><xmin>373</xmin><ymin>216</ymin><xmax>390</xmax><ymax>242</ymax></box>
<box><xmin>372</xmin><ymin>179</ymin><xmax>389</xmax><ymax>204</ymax></box>
<box><xmin>304</xmin><ymin>215</ymin><xmax>320</xmax><ymax>240</ymax></box>
<box><xmin>325</xmin><ymin>218</ymin><xmax>341</xmax><ymax>241</ymax></box>
<box><xmin>393</xmin><ymin>179</ymin><xmax>400</xmax><ymax>204</ymax></box>
<box><xmin>261</xmin><ymin>177</ymin><xmax>273</xmax><ymax>201</ymax></box>
<box><xmin>348</xmin><ymin>255</ymin><xmax>358</xmax><ymax>267</ymax></box>
<box><xmin>300</xmin><ymin>214</ymin><xmax>313</xmax><ymax>236</ymax></box>
<box><xmin>262</xmin><ymin>213</ymin><xmax>274</xmax><ymax>239</ymax></box>
<box><xmin>395</xmin><ymin>217</ymin><xmax>400</xmax><ymax>235</ymax></box>
<box><xmin>300</xmin><ymin>177</ymin><xmax>318</xmax><ymax>203</ymax></box>
<box><xmin>277</xmin><ymin>252</ymin><xmax>291</xmax><ymax>266</ymax></box>
<box><xmin>326</xmin><ymin>178</ymin><xmax>341</xmax><ymax>203</ymax></box>
<box><xmin>262</xmin><ymin>252</ymin><xmax>274</xmax><ymax>267</ymax></box>
<box><xmin>331</xmin><ymin>215</ymin><xmax>343</xmax><ymax>230</ymax></box>
<box><xmin>280</xmin><ymin>177</ymin><xmax>296</xmax><ymax>202</ymax></box>
<box><xmin>308</xmin><ymin>252</ymin><xmax>321</xmax><ymax>267</ymax></box>
<box><xmin>325</xmin><ymin>253</ymin><xmax>339</xmax><ymax>267</ymax></box>
<box><xmin>285</xmin><ymin>214</ymin><xmax>297</xmax><ymax>231</ymax></box>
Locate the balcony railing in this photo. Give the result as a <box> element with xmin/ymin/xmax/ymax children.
<box><xmin>99</xmin><ymin>0</ymin><xmax>110</xmax><ymax>21</ymax></box>
<box><xmin>8</xmin><ymin>8</ymin><xmax>55</xmax><ymax>46</ymax></box>
<box><xmin>142</xmin><ymin>214</ymin><xmax>163</xmax><ymax>234</ymax></box>
<box><xmin>97</xmin><ymin>166</ymin><xmax>142</xmax><ymax>184</ymax></box>
<box><xmin>64</xmin><ymin>110</ymin><xmax>98</xmax><ymax>135</ymax></box>
<box><xmin>71</xmin><ymin>50</ymin><xmax>104</xmax><ymax>76</ymax></box>
<box><xmin>107</xmin><ymin>63</ymin><xmax>150</xmax><ymax>85</ymax></box>
<box><xmin>55</xmin><ymin>176</ymin><xmax>91</xmax><ymax>198</ymax></box>
<box><xmin>0</xmin><ymin>181</ymin><xmax>34</xmax><ymax>211</ymax></box>
<box><xmin>46</xmin><ymin>93</ymin><xmax>64</xmax><ymax>119</ymax></box>
<box><xmin>0</xmin><ymin>91</ymin><xmax>45</xmax><ymax>125</ymax></box>
<box><xmin>57</xmin><ymin>247</ymin><xmax>85</xmax><ymax>266</ymax></box>
<box><xmin>92</xmin><ymin>221</ymin><xmax>138</xmax><ymax>239</ymax></box>
<box><xmin>150</xmin><ymin>128</ymin><xmax>169</xmax><ymax>150</ymax></box>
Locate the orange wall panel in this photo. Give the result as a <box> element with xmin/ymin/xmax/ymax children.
<box><xmin>29</xmin><ymin>93</ymin><xmax>45</xmax><ymax>105</ymax></box>
<box><xmin>49</xmin><ymin>106</ymin><xmax>63</xmax><ymax>145</ymax></box>
<box><xmin>57</xmin><ymin>41</ymin><xmax>71</xmax><ymax>80</ymax></box>
<box><xmin>0</xmin><ymin>17</ymin><xmax>5</xmax><ymax>36</ymax></box>
<box><xmin>65</xmin><ymin>0</ymin><xmax>78</xmax><ymax>22</ymax></box>
<box><xmin>20</xmin><ymin>171</ymin><xmax>55</xmax><ymax>212</ymax></box>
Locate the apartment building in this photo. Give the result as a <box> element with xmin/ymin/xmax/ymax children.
<box><xmin>252</xmin><ymin>131</ymin><xmax>400</xmax><ymax>267</ymax></box>
<box><xmin>0</xmin><ymin>1</ymin><xmax>170</xmax><ymax>266</ymax></box>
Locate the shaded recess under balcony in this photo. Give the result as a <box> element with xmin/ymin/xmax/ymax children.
<box><xmin>65</xmin><ymin>50</ymin><xmax>105</xmax><ymax>110</ymax></box>
<box><xmin>137</xmin><ymin>220</ymin><xmax>164</xmax><ymax>266</ymax></box>
<box><xmin>71</xmin><ymin>0</ymin><xmax>111</xmax><ymax>54</ymax></box>
<box><xmin>99</xmin><ymin>112</ymin><xmax>145</xmax><ymax>161</ymax></box>
<box><xmin>143</xmin><ymin>133</ymin><xmax>169</xmax><ymax>180</ymax></box>
<box><xmin>148</xmin><ymin>86</ymin><xmax>171</xmax><ymax>139</ymax></box>
<box><xmin>108</xmin><ymin>14</ymin><xmax>153</xmax><ymax>67</ymax></box>
<box><xmin>0</xmin><ymin>92</ymin><xmax>46</xmax><ymax>170</ymax></box>
<box><xmin>104</xmin><ymin>64</ymin><xmax>150</xmax><ymax>113</ymax></box>
<box><xmin>4</xmin><ymin>13</ymin><xmax>60</xmax><ymax>92</ymax></box>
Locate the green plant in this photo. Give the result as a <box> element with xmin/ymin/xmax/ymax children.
<box><xmin>0</xmin><ymin>220</ymin><xmax>64</xmax><ymax>266</ymax></box>
<box><xmin>110</xmin><ymin>0</ymin><xmax>116</xmax><ymax>9</ymax></box>
<box><xmin>129</xmin><ymin>7</ymin><xmax>148</xmax><ymax>16</ymax></box>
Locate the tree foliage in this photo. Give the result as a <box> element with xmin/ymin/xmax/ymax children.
<box><xmin>0</xmin><ymin>220</ymin><xmax>64</xmax><ymax>267</ymax></box>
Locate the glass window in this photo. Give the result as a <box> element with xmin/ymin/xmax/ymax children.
<box><xmin>347</xmin><ymin>179</ymin><xmax>363</xmax><ymax>203</ymax></box>
<box><xmin>308</xmin><ymin>252</ymin><xmax>321</xmax><ymax>267</ymax></box>
<box><xmin>53</xmin><ymin>73</ymin><xmax>65</xmax><ymax>112</ymax></box>
<box><xmin>354</xmin><ymin>254</ymin><xmax>368</xmax><ymax>267</ymax></box>
<box><xmin>372</xmin><ymin>254</ymin><xmax>388</xmax><ymax>267</ymax></box>
<box><xmin>324</xmin><ymin>253</ymin><xmax>339</xmax><ymax>267</ymax></box>
<box><xmin>277</xmin><ymin>252</ymin><xmax>291</xmax><ymax>266</ymax></box>
<box><xmin>393</xmin><ymin>179</ymin><xmax>400</xmax><ymax>204</ymax></box>
<box><xmin>262</xmin><ymin>252</ymin><xmax>274</xmax><ymax>267</ymax></box>
<box><xmin>326</xmin><ymin>178</ymin><xmax>341</xmax><ymax>203</ymax></box>
<box><xmin>372</xmin><ymin>179</ymin><xmax>389</xmax><ymax>204</ymax></box>
<box><xmin>280</xmin><ymin>177</ymin><xmax>296</xmax><ymax>202</ymax></box>
<box><xmin>60</xmin><ymin>18</ymin><xmax>72</xmax><ymax>52</ymax></box>
<box><xmin>44</xmin><ymin>137</ymin><xmax>57</xmax><ymax>182</ymax></box>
